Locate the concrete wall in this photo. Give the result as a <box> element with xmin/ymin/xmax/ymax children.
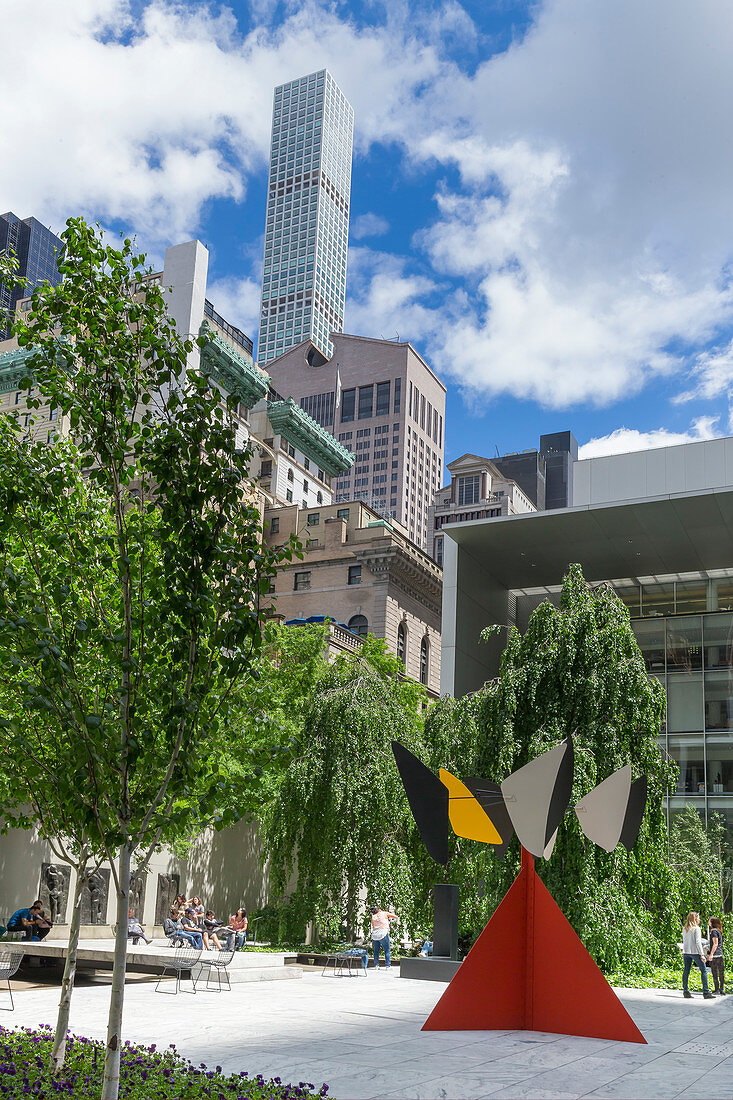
<box><xmin>1</xmin><ymin>818</ymin><xmax>269</xmax><ymax>934</ymax></box>
<box><xmin>440</xmin><ymin>533</ymin><xmax>508</xmax><ymax>698</ymax></box>
<box><xmin>573</xmin><ymin>436</ymin><xmax>733</xmax><ymax>507</ymax></box>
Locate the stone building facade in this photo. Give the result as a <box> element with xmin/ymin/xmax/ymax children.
<box><xmin>263</xmin><ymin>500</ymin><xmax>442</xmax><ymax>694</ymax></box>
<box><xmin>264</xmin><ymin>332</ymin><xmax>446</xmax><ymax>550</ymax></box>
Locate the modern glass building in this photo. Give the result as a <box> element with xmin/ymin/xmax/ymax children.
<box><xmin>258</xmin><ymin>70</ymin><xmax>354</xmax><ymax>365</ymax></box>
<box><xmin>512</xmin><ymin>572</ymin><xmax>733</xmax><ymax>835</ymax></box>
<box><xmin>0</xmin><ymin>213</ymin><xmax>63</xmax><ymax>338</ymax></box>
<box><xmin>438</xmin><ymin>436</ymin><xmax>733</xmax><ymax>838</ymax></box>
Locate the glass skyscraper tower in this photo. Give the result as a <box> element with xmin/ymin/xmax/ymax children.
<box><xmin>0</xmin><ymin>212</ymin><xmax>63</xmax><ymax>339</ymax></box>
<box><xmin>258</xmin><ymin>69</ymin><xmax>354</xmax><ymax>365</ymax></box>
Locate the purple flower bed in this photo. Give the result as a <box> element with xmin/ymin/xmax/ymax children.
<box><xmin>0</xmin><ymin>1025</ymin><xmax>330</xmax><ymax>1099</ymax></box>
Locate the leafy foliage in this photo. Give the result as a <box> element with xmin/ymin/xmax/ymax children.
<box><xmin>0</xmin><ymin>217</ymin><xmax>294</xmax><ymax>1093</ymax></box>
<box><xmin>261</xmin><ymin>635</ymin><xmax>431</xmax><ymax>939</ymax></box>
<box><xmin>0</xmin><ymin>1026</ymin><xmax>329</xmax><ymax>1099</ymax></box>
<box><xmin>669</xmin><ymin>805</ymin><xmax>726</xmax><ymax>919</ymax></box>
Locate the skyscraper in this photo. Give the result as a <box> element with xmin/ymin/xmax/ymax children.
<box><xmin>0</xmin><ymin>213</ymin><xmax>63</xmax><ymax>338</ymax></box>
<box><xmin>258</xmin><ymin>70</ymin><xmax>354</xmax><ymax>366</ymax></box>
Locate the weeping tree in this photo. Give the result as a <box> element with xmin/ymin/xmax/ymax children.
<box><xmin>670</xmin><ymin>805</ymin><xmax>726</xmax><ymax>919</ymax></box>
<box><xmin>424</xmin><ymin>565</ymin><xmax>680</xmax><ymax>971</ymax></box>
<box><xmin>262</xmin><ymin>637</ymin><xmax>430</xmax><ymax>940</ymax></box>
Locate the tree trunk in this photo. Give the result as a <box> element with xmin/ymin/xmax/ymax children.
<box><xmin>101</xmin><ymin>843</ymin><xmax>131</xmax><ymax>1100</ymax></box>
<box><xmin>50</xmin><ymin>863</ymin><xmax>87</xmax><ymax>1074</ymax></box>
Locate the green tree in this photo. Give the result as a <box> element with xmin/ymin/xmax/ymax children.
<box><xmin>433</xmin><ymin>565</ymin><xmax>680</xmax><ymax>971</ymax></box>
<box><xmin>670</xmin><ymin>805</ymin><xmax>725</xmax><ymax>919</ymax></box>
<box><xmin>262</xmin><ymin>636</ymin><xmax>430</xmax><ymax>940</ymax></box>
<box><xmin>0</xmin><ymin>218</ymin><xmax>293</xmax><ymax>1099</ymax></box>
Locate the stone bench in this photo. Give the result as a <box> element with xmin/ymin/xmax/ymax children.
<box><xmin>3</xmin><ymin>939</ymin><xmax>302</xmax><ymax>984</ymax></box>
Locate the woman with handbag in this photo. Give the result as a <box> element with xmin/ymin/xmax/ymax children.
<box><xmin>370</xmin><ymin>905</ymin><xmax>398</xmax><ymax>970</ymax></box>
<box><xmin>682</xmin><ymin>912</ymin><xmax>714</xmax><ymax>999</ymax></box>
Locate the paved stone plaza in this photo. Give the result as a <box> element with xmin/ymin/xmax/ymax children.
<box><xmin>6</xmin><ymin>968</ymin><xmax>733</xmax><ymax>1099</ymax></box>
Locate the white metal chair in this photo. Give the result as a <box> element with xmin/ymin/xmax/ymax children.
<box><xmin>194</xmin><ymin>947</ymin><xmax>235</xmax><ymax>992</ymax></box>
<box><xmin>154</xmin><ymin>946</ymin><xmax>201</xmax><ymax>995</ymax></box>
<box><xmin>0</xmin><ymin>951</ymin><xmax>23</xmax><ymax>1010</ymax></box>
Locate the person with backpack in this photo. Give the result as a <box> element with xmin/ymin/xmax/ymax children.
<box><xmin>707</xmin><ymin>917</ymin><xmax>725</xmax><ymax>996</ymax></box>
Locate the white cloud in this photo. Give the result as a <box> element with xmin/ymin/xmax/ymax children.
<box><xmin>578</xmin><ymin>417</ymin><xmax>721</xmax><ymax>459</ymax></box>
<box><xmin>205</xmin><ymin>275</ymin><xmax>262</xmax><ymax>339</ymax></box>
<box><xmin>6</xmin><ymin>0</ymin><xmax>733</xmax><ymax>414</ymax></box>
<box><xmin>676</xmin><ymin>339</ymin><xmax>733</xmax><ymax>404</ymax></box>
<box><xmin>350</xmin><ymin>213</ymin><xmax>390</xmax><ymax>240</ymax></box>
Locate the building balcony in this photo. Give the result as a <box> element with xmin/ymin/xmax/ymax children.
<box><xmin>267</xmin><ymin>396</ymin><xmax>354</xmax><ymax>477</ymax></box>
<box><xmin>198</xmin><ymin>320</ymin><xmax>269</xmax><ymax>407</ymax></box>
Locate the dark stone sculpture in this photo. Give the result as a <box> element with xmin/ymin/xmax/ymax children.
<box><xmin>39</xmin><ymin>863</ymin><xmax>71</xmax><ymax>925</ymax></box>
<box><xmin>154</xmin><ymin>873</ymin><xmax>180</xmax><ymax>926</ymax></box>
<box><xmin>129</xmin><ymin>870</ymin><xmax>147</xmax><ymax>919</ymax></box>
<box><xmin>80</xmin><ymin>868</ymin><xmax>110</xmax><ymax>925</ymax></box>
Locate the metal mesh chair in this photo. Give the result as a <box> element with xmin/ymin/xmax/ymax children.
<box><xmin>0</xmin><ymin>951</ymin><xmax>23</xmax><ymax>1010</ymax></box>
<box><xmin>154</xmin><ymin>946</ymin><xmax>201</xmax><ymax>995</ymax></box>
<box><xmin>194</xmin><ymin>948</ymin><xmax>235</xmax><ymax>992</ymax></box>
<box><xmin>322</xmin><ymin>944</ymin><xmax>368</xmax><ymax>977</ymax></box>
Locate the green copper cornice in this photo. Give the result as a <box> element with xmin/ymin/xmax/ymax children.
<box><xmin>267</xmin><ymin>397</ymin><xmax>354</xmax><ymax>477</ymax></box>
<box><xmin>198</xmin><ymin>320</ymin><xmax>269</xmax><ymax>406</ymax></box>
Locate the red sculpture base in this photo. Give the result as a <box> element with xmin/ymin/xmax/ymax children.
<box><xmin>423</xmin><ymin>848</ymin><xmax>646</xmax><ymax>1044</ymax></box>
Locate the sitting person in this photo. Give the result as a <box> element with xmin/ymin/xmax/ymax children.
<box><xmin>227</xmin><ymin>907</ymin><xmax>248</xmax><ymax>950</ymax></box>
<box><xmin>189</xmin><ymin>896</ymin><xmax>205</xmax><ymax>927</ymax></box>
<box><xmin>419</xmin><ymin>940</ymin><xmax>433</xmax><ymax>957</ymax></box>
<box><xmin>7</xmin><ymin>902</ymin><xmax>43</xmax><ymax>941</ymax></box>
<box><xmin>202</xmin><ymin>910</ymin><xmax>224</xmax><ymax>951</ymax></box>
<box><xmin>164</xmin><ymin>907</ymin><xmax>203</xmax><ymax>950</ymax></box>
<box><xmin>32</xmin><ymin>905</ymin><xmax>53</xmax><ymax>942</ymax></box>
<box><xmin>127</xmin><ymin>907</ymin><xmax>152</xmax><ymax>945</ymax></box>
<box><xmin>180</xmin><ymin>908</ymin><xmax>206</xmax><ymax>949</ymax></box>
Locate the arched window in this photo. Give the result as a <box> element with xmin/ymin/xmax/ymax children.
<box><xmin>397</xmin><ymin>622</ymin><xmax>406</xmax><ymax>665</ymax></box>
<box><xmin>348</xmin><ymin>614</ymin><xmax>369</xmax><ymax>638</ymax></box>
<box><xmin>420</xmin><ymin>636</ymin><xmax>429</xmax><ymax>685</ymax></box>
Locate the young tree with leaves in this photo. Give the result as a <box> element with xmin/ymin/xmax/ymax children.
<box><xmin>0</xmin><ymin>219</ymin><xmax>293</xmax><ymax>1099</ymax></box>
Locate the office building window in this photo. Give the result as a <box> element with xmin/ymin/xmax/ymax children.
<box><xmin>348</xmin><ymin>614</ymin><xmax>368</xmax><ymax>637</ymax></box>
<box><xmin>397</xmin><ymin>622</ymin><xmax>406</xmax><ymax>666</ymax></box>
<box><xmin>294</xmin><ymin>571</ymin><xmax>311</xmax><ymax>590</ymax></box>
<box><xmin>49</xmin><ymin>406</ymin><xmax>58</xmax><ymax>422</ymax></box>
<box><xmin>341</xmin><ymin>388</ymin><xmax>355</xmax><ymax>422</ymax></box>
<box><xmin>270</xmin><ymin>517</ymin><xmax>280</xmax><ymax>534</ymax></box>
<box><xmin>337</xmin><ymin>508</ymin><xmax>350</xmax><ymax>521</ymax></box>
<box><xmin>261</xmin><ymin>460</ymin><xmax>273</xmax><ymax>477</ymax></box>
<box><xmin>376</xmin><ymin>381</ymin><xmax>390</xmax><ymax>416</ymax></box>
<box><xmin>307</xmin><ymin>513</ymin><xmax>319</xmax><ymax>526</ymax></box>
<box><xmin>286</xmin><ymin>489</ymin><xmax>293</xmax><ymax>502</ymax></box>
<box><xmin>420</xmin><ymin>637</ymin><xmax>429</xmax><ymax>685</ymax></box>
<box><xmin>420</xmin><ymin>394</ymin><xmax>426</xmax><ymax>429</ymax></box>
<box><xmin>394</xmin><ymin>378</ymin><xmax>401</xmax><ymax>414</ymax></box>
<box><xmin>348</xmin><ymin>564</ymin><xmax>361</xmax><ymax>585</ymax></box>
<box><xmin>458</xmin><ymin>475</ymin><xmax>481</xmax><ymax>506</ymax></box>
<box><xmin>435</xmin><ymin>536</ymin><xmax>443</xmax><ymax>568</ymax></box>
<box><xmin>358</xmin><ymin>384</ymin><xmax>373</xmax><ymax>419</ymax></box>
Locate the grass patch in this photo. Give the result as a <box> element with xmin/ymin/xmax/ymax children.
<box><xmin>0</xmin><ymin>1025</ymin><xmax>330</xmax><ymax>1099</ymax></box>
<box><xmin>605</xmin><ymin>963</ymin><xmax>716</xmax><ymax>991</ymax></box>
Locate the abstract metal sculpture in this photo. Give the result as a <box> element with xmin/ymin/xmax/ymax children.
<box><xmin>392</xmin><ymin>738</ymin><xmax>648</xmax><ymax>1044</ymax></box>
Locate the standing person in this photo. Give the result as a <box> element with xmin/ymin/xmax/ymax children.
<box><xmin>370</xmin><ymin>905</ymin><xmax>398</xmax><ymax>971</ymax></box>
<box><xmin>682</xmin><ymin>912</ymin><xmax>714</xmax><ymax>999</ymax></box>
<box><xmin>707</xmin><ymin>917</ymin><xmax>725</xmax><ymax>996</ymax></box>
<box><xmin>227</xmin><ymin>907</ymin><xmax>248</xmax><ymax>950</ymax></box>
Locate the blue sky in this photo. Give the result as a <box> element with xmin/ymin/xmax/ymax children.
<box><xmin>3</xmin><ymin>0</ymin><xmax>733</xmax><ymax>467</ymax></box>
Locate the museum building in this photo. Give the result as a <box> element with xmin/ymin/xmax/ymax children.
<box><xmin>440</xmin><ymin>435</ymin><xmax>733</xmax><ymax>835</ymax></box>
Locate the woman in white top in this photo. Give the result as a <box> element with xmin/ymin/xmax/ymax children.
<box><xmin>682</xmin><ymin>912</ymin><xmax>713</xmax><ymax>999</ymax></box>
<box><xmin>370</xmin><ymin>905</ymin><xmax>398</xmax><ymax>970</ymax></box>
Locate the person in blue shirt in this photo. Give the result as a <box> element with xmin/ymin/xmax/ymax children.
<box><xmin>7</xmin><ymin>903</ymin><xmax>42</xmax><ymax>940</ymax></box>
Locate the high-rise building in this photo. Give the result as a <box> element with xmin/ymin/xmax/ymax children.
<box><xmin>265</xmin><ymin>333</ymin><xmax>446</xmax><ymax>549</ymax></box>
<box><xmin>258</xmin><ymin>70</ymin><xmax>354</xmax><ymax>366</ymax></box>
<box><xmin>0</xmin><ymin>213</ymin><xmax>63</xmax><ymax>338</ymax></box>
